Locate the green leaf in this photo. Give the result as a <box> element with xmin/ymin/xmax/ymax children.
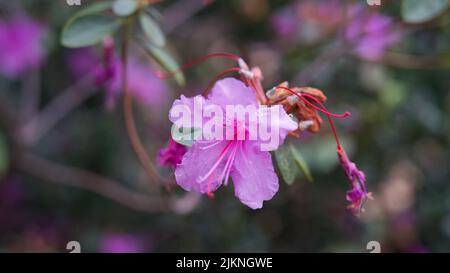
<box><xmin>274</xmin><ymin>146</ymin><xmax>298</xmax><ymax>185</ymax></box>
<box><xmin>289</xmin><ymin>144</ymin><xmax>313</xmax><ymax>182</ymax></box>
<box><xmin>61</xmin><ymin>14</ymin><xmax>120</xmax><ymax>48</ymax></box>
<box><xmin>0</xmin><ymin>130</ymin><xmax>9</xmax><ymax>177</ymax></box>
<box><xmin>143</xmin><ymin>44</ymin><xmax>185</xmax><ymax>86</ymax></box>
<box><xmin>71</xmin><ymin>1</ymin><xmax>114</xmax><ymax>18</ymax></box>
<box><xmin>139</xmin><ymin>13</ymin><xmax>166</xmax><ymax>47</ymax></box>
<box><xmin>112</xmin><ymin>0</ymin><xmax>138</xmax><ymax>17</ymax></box>
<box><xmin>171</xmin><ymin>125</ymin><xmax>202</xmax><ymax>147</ymax></box>
<box><xmin>402</xmin><ymin>0</ymin><xmax>450</xmax><ymax>23</ymax></box>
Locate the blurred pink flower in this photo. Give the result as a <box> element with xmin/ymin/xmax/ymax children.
<box><xmin>270</xmin><ymin>8</ymin><xmax>298</xmax><ymax>38</ymax></box>
<box><xmin>100</xmin><ymin>233</ymin><xmax>144</xmax><ymax>253</ymax></box>
<box><xmin>66</xmin><ymin>43</ymin><xmax>169</xmax><ymax>109</ymax></box>
<box><xmin>158</xmin><ymin>139</ymin><xmax>187</xmax><ymax>168</ymax></box>
<box><xmin>168</xmin><ymin>78</ymin><xmax>297</xmax><ymax>209</ymax></box>
<box><xmin>346</xmin><ymin>5</ymin><xmax>401</xmax><ymax>60</ymax></box>
<box><xmin>271</xmin><ymin>0</ymin><xmax>343</xmax><ymax>42</ymax></box>
<box><xmin>337</xmin><ymin>147</ymin><xmax>372</xmax><ymax>215</ymax></box>
<box><xmin>0</xmin><ymin>16</ymin><xmax>47</xmax><ymax>78</ymax></box>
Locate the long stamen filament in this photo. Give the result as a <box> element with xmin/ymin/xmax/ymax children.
<box><xmin>276</xmin><ymin>86</ymin><xmax>350</xmax><ymax>119</ymax></box>
<box><xmin>202</xmin><ymin>67</ymin><xmax>242</xmax><ymax>96</ymax></box>
<box><xmin>276</xmin><ymin>86</ymin><xmax>346</xmax><ymax>149</ymax></box>
<box><xmin>198</xmin><ymin>141</ymin><xmax>233</xmax><ymax>183</ymax></box>
<box><xmin>155</xmin><ymin>52</ymin><xmax>241</xmax><ymax>79</ymax></box>
<box><xmin>220</xmin><ymin>143</ymin><xmax>239</xmax><ymax>186</ymax></box>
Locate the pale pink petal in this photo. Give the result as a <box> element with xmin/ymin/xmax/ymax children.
<box><xmin>208</xmin><ymin>78</ymin><xmax>258</xmax><ymax>108</ymax></box>
<box><xmin>231</xmin><ymin>142</ymin><xmax>279</xmax><ymax>209</ymax></box>
<box><xmin>175</xmin><ymin>141</ymin><xmax>229</xmax><ymax>194</ymax></box>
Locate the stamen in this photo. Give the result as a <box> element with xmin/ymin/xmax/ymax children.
<box><xmin>155</xmin><ymin>52</ymin><xmax>241</xmax><ymax>79</ymax></box>
<box><xmin>207</xmin><ymin>174</ymin><xmax>215</xmax><ymax>198</ymax></box>
<box><xmin>276</xmin><ymin>86</ymin><xmax>350</xmax><ymax>119</ymax></box>
<box><xmin>276</xmin><ymin>86</ymin><xmax>347</xmax><ymax>149</ymax></box>
<box><xmin>219</xmin><ymin>142</ymin><xmax>239</xmax><ymax>186</ymax></box>
<box><xmin>198</xmin><ymin>141</ymin><xmax>233</xmax><ymax>183</ymax></box>
<box><xmin>200</xmin><ymin>140</ymin><xmax>224</xmax><ymax>150</ymax></box>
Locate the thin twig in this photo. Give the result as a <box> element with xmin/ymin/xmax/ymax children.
<box><xmin>19</xmin><ymin>71</ymin><xmax>41</xmax><ymax>123</ymax></box>
<box><xmin>121</xmin><ymin>24</ymin><xmax>163</xmax><ymax>186</ymax></box>
<box><xmin>19</xmin><ymin>74</ymin><xmax>96</xmax><ymax>146</ymax></box>
<box><xmin>14</xmin><ymin>152</ymin><xmax>168</xmax><ymax>214</ymax></box>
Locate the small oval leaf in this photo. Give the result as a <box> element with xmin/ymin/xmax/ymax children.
<box><xmin>289</xmin><ymin>144</ymin><xmax>313</xmax><ymax>182</ymax></box>
<box><xmin>112</xmin><ymin>0</ymin><xmax>138</xmax><ymax>17</ymax></box>
<box><xmin>143</xmin><ymin>44</ymin><xmax>185</xmax><ymax>86</ymax></box>
<box><xmin>402</xmin><ymin>0</ymin><xmax>450</xmax><ymax>23</ymax></box>
<box><xmin>139</xmin><ymin>13</ymin><xmax>166</xmax><ymax>47</ymax></box>
<box><xmin>61</xmin><ymin>15</ymin><xmax>120</xmax><ymax>48</ymax></box>
<box><xmin>171</xmin><ymin>125</ymin><xmax>202</xmax><ymax>147</ymax></box>
<box><xmin>274</xmin><ymin>146</ymin><xmax>298</xmax><ymax>185</ymax></box>
<box><xmin>72</xmin><ymin>1</ymin><xmax>114</xmax><ymax>18</ymax></box>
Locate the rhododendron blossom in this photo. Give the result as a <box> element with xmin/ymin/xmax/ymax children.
<box><xmin>168</xmin><ymin>77</ymin><xmax>297</xmax><ymax>209</ymax></box>
<box><xmin>0</xmin><ymin>16</ymin><xmax>47</xmax><ymax>78</ymax></box>
<box><xmin>158</xmin><ymin>52</ymin><xmax>371</xmax><ymax>214</ymax></box>
<box><xmin>158</xmin><ymin>139</ymin><xmax>187</xmax><ymax>168</ymax></box>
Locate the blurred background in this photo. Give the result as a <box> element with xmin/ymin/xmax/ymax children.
<box><xmin>0</xmin><ymin>0</ymin><xmax>449</xmax><ymax>252</ymax></box>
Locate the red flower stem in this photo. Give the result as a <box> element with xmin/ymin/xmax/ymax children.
<box><xmin>276</xmin><ymin>86</ymin><xmax>346</xmax><ymax>149</ymax></box>
<box><xmin>155</xmin><ymin>52</ymin><xmax>241</xmax><ymax>79</ymax></box>
<box><xmin>201</xmin><ymin>67</ymin><xmax>242</xmax><ymax>96</ymax></box>
<box><xmin>121</xmin><ymin>23</ymin><xmax>161</xmax><ymax>187</ymax></box>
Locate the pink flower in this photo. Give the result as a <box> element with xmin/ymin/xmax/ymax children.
<box><xmin>66</xmin><ymin>42</ymin><xmax>168</xmax><ymax>109</ymax></box>
<box><xmin>270</xmin><ymin>8</ymin><xmax>298</xmax><ymax>38</ymax></box>
<box><xmin>346</xmin><ymin>4</ymin><xmax>400</xmax><ymax>60</ymax></box>
<box><xmin>100</xmin><ymin>233</ymin><xmax>144</xmax><ymax>253</ymax></box>
<box><xmin>337</xmin><ymin>147</ymin><xmax>372</xmax><ymax>215</ymax></box>
<box><xmin>168</xmin><ymin>78</ymin><xmax>297</xmax><ymax>209</ymax></box>
<box><xmin>158</xmin><ymin>139</ymin><xmax>187</xmax><ymax>168</ymax></box>
<box><xmin>0</xmin><ymin>16</ymin><xmax>47</xmax><ymax>78</ymax></box>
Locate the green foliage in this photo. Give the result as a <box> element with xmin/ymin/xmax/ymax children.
<box><xmin>289</xmin><ymin>144</ymin><xmax>313</xmax><ymax>183</ymax></box>
<box><xmin>61</xmin><ymin>1</ymin><xmax>120</xmax><ymax>48</ymax></box>
<box><xmin>274</xmin><ymin>144</ymin><xmax>313</xmax><ymax>185</ymax></box>
<box><xmin>402</xmin><ymin>0</ymin><xmax>450</xmax><ymax>23</ymax></box>
<box><xmin>139</xmin><ymin>13</ymin><xmax>166</xmax><ymax>47</ymax></box>
<box><xmin>61</xmin><ymin>15</ymin><xmax>120</xmax><ymax>48</ymax></box>
<box><xmin>112</xmin><ymin>0</ymin><xmax>138</xmax><ymax>17</ymax></box>
<box><xmin>171</xmin><ymin>126</ymin><xmax>202</xmax><ymax>147</ymax></box>
<box><xmin>143</xmin><ymin>44</ymin><xmax>185</xmax><ymax>86</ymax></box>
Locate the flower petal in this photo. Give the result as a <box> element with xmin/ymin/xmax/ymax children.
<box><xmin>175</xmin><ymin>140</ymin><xmax>229</xmax><ymax>194</ymax></box>
<box><xmin>253</xmin><ymin>105</ymin><xmax>298</xmax><ymax>151</ymax></box>
<box><xmin>231</xmin><ymin>142</ymin><xmax>279</xmax><ymax>209</ymax></box>
<box><xmin>208</xmin><ymin>78</ymin><xmax>258</xmax><ymax>108</ymax></box>
<box><xmin>168</xmin><ymin>94</ymin><xmax>209</xmax><ymax>128</ymax></box>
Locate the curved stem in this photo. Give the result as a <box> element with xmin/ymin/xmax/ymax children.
<box><xmin>121</xmin><ymin>24</ymin><xmax>162</xmax><ymax>187</ymax></box>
